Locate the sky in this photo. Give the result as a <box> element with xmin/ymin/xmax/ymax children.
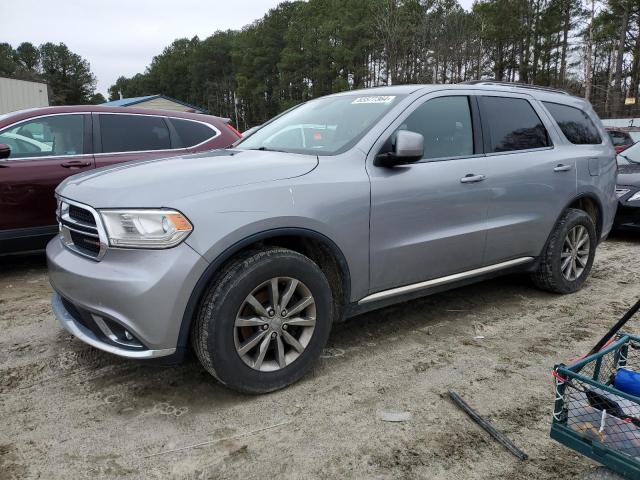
<box><xmin>2</xmin><ymin>0</ymin><xmax>475</xmax><ymax>97</ymax></box>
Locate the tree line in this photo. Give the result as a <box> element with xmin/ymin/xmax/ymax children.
<box><xmin>109</xmin><ymin>0</ymin><xmax>640</xmax><ymax>128</ymax></box>
<box><xmin>0</xmin><ymin>42</ymin><xmax>104</xmax><ymax>105</ymax></box>
<box><xmin>3</xmin><ymin>0</ymin><xmax>638</xmax><ymax>127</ymax></box>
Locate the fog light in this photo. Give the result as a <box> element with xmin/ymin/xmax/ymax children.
<box><xmin>124</xmin><ymin>330</ymin><xmax>133</xmax><ymax>341</ymax></box>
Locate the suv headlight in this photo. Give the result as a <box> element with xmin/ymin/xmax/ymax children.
<box><xmin>629</xmin><ymin>191</ymin><xmax>640</xmax><ymax>202</ymax></box>
<box><xmin>99</xmin><ymin>209</ymin><xmax>193</xmax><ymax>249</ymax></box>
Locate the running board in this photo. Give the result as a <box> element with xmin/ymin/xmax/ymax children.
<box><xmin>358</xmin><ymin>257</ymin><xmax>535</xmax><ymax>305</ymax></box>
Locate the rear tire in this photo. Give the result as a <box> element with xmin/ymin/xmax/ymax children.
<box><xmin>532</xmin><ymin>208</ymin><xmax>597</xmax><ymax>294</ymax></box>
<box><xmin>191</xmin><ymin>247</ymin><xmax>334</xmax><ymax>394</ymax></box>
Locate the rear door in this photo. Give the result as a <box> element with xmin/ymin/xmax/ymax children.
<box><xmin>478</xmin><ymin>94</ymin><xmax>577</xmax><ymax>264</ymax></box>
<box><xmin>93</xmin><ymin>113</ymin><xmax>189</xmax><ymax>168</ymax></box>
<box><xmin>0</xmin><ymin>113</ymin><xmax>93</xmax><ymax>233</ymax></box>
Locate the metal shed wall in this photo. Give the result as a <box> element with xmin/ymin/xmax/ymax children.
<box><xmin>135</xmin><ymin>97</ymin><xmax>198</xmax><ymax>112</ymax></box>
<box><xmin>0</xmin><ymin>77</ymin><xmax>49</xmax><ymax>114</ymax></box>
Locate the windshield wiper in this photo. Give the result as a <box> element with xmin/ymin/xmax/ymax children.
<box><xmin>247</xmin><ymin>146</ymin><xmax>288</xmax><ymax>153</ymax></box>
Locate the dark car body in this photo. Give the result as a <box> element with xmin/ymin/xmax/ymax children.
<box><xmin>615</xmin><ymin>142</ymin><xmax>640</xmax><ymax>230</ymax></box>
<box><xmin>0</xmin><ymin>106</ymin><xmax>240</xmax><ymax>254</ymax></box>
<box><xmin>607</xmin><ymin>127</ymin><xmax>635</xmax><ymax>154</ymax></box>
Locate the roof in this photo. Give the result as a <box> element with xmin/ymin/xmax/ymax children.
<box><xmin>102</xmin><ymin>94</ymin><xmax>207</xmax><ymax>113</ymax></box>
<box><xmin>0</xmin><ymin>75</ymin><xmax>48</xmax><ymax>86</ymax></box>
<box><xmin>0</xmin><ymin>105</ymin><xmax>229</xmax><ymax>128</ymax></box>
<box><xmin>331</xmin><ymin>82</ymin><xmax>578</xmax><ymax>103</ymax></box>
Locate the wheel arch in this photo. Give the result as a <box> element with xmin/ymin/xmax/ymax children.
<box><xmin>566</xmin><ymin>193</ymin><xmax>603</xmax><ymax>240</ymax></box>
<box><xmin>538</xmin><ymin>192</ymin><xmax>604</xmax><ymax>260</ymax></box>
<box><xmin>177</xmin><ymin>228</ymin><xmax>352</xmax><ymax>350</ymax></box>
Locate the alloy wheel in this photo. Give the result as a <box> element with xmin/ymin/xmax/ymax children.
<box><xmin>560</xmin><ymin>225</ymin><xmax>590</xmax><ymax>281</ymax></box>
<box><xmin>234</xmin><ymin>277</ymin><xmax>316</xmax><ymax>372</ymax></box>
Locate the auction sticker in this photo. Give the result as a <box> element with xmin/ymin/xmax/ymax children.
<box><xmin>352</xmin><ymin>95</ymin><xmax>396</xmax><ymax>104</ymax></box>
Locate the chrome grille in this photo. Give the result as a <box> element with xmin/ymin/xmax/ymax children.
<box><xmin>57</xmin><ymin>198</ymin><xmax>107</xmax><ymax>260</ymax></box>
<box><xmin>69</xmin><ymin>204</ymin><xmax>96</xmax><ymax>226</ymax></box>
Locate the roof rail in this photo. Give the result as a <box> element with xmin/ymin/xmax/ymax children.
<box><xmin>459</xmin><ymin>80</ymin><xmax>571</xmax><ymax>96</ymax></box>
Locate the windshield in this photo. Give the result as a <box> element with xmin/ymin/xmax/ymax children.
<box><xmin>617</xmin><ymin>142</ymin><xmax>640</xmax><ymax>165</ymax></box>
<box><xmin>236</xmin><ymin>94</ymin><xmax>406</xmax><ymax>155</ymax></box>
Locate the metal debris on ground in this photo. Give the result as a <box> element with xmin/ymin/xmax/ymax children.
<box><xmin>448</xmin><ymin>390</ymin><xmax>528</xmax><ymax>461</ymax></box>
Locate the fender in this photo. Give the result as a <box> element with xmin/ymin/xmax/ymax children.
<box><xmin>538</xmin><ymin>192</ymin><xmax>605</xmax><ymax>259</ymax></box>
<box><xmin>175</xmin><ymin>227</ymin><xmax>352</xmax><ymax>353</ymax></box>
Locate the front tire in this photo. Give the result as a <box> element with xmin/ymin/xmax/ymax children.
<box><xmin>191</xmin><ymin>247</ymin><xmax>334</xmax><ymax>393</ymax></box>
<box><xmin>532</xmin><ymin>208</ymin><xmax>597</xmax><ymax>294</ymax></box>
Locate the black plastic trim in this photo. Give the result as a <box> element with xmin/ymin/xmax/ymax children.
<box><xmin>176</xmin><ymin>227</ymin><xmax>351</xmax><ymax>351</ymax></box>
<box><xmin>345</xmin><ymin>260</ymin><xmax>535</xmax><ymax>318</ymax></box>
<box><xmin>0</xmin><ymin>225</ymin><xmax>58</xmax><ymax>255</ymax></box>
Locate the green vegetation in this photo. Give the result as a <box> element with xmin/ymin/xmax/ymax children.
<box><xmin>109</xmin><ymin>0</ymin><xmax>640</xmax><ymax>127</ymax></box>
<box><xmin>0</xmin><ymin>41</ymin><xmax>99</xmax><ymax>105</ymax></box>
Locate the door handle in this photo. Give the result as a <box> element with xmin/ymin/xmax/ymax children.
<box><xmin>553</xmin><ymin>164</ymin><xmax>572</xmax><ymax>172</ymax></box>
<box><xmin>61</xmin><ymin>160</ymin><xmax>92</xmax><ymax>168</ymax></box>
<box><xmin>460</xmin><ymin>174</ymin><xmax>486</xmax><ymax>184</ymax></box>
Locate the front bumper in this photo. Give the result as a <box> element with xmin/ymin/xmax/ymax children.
<box><xmin>51</xmin><ymin>293</ymin><xmax>175</xmax><ymax>358</ymax></box>
<box><xmin>47</xmin><ymin>236</ymin><xmax>209</xmax><ymax>358</ymax></box>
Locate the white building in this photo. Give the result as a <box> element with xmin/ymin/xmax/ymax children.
<box><xmin>0</xmin><ymin>77</ymin><xmax>49</xmax><ymax>114</ymax></box>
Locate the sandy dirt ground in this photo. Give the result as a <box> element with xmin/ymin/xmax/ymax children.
<box><xmin>1</xmin><ymin>233</ymin><xmax>639</xmax><ymax>480</ymax></box>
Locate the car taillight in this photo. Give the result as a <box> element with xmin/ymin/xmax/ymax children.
<box><xmin>616</xmin><ymin>144</ymin><xmax>630</xmax><ymax>153</ymax></box>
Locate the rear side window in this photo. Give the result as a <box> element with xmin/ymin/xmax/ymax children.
<box><xmin>543</xmin><ymin>102</ymin><xmax>602</xmax><ymax>145</ymax></box>
<box><xmin>398</xmin><ymin>96</ymin><xmax>474</xmax><ymax>159</ymax></box>
<box><xmin>99</xmin><ymin>114</ymin><xmax>171</xmax><ymax>153</ymax></box>
<box><xmin>479</xmin><ymin>97</ymin><xmax>549</xmax><ymax>152</ymax></box>
<box><xmin>170</xmin><ymin>118</ymin><xmax>217</xmax><ymax>147</ymax></box>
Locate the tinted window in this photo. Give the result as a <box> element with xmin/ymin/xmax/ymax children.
<box><xmin>399</xmin><ymin>96</ymin><xmax>474</xmax><ymax>159</ymax></box>
<box><xmin>0</xmin><ymin>114</ymin><xmax>84</xmax><ymax>159</ymax></box>
<box><xmin>480</xmin><ymin>97</ymin><xmax>549</xmax><ymax>152</ymax></box>
<box><xmin>100</xmin><ymin>114</ymin><xmax>170</xmax><ymax>153</ymax></box>
<box><xmin>543</xmin><ymin>102</ymin><xmax>602</xmax><ymax>145</ymax></box>
<box><xmin>171</xmin><ymin>118</ymin><xmax>216</xmax><ymax>147</ymax></box>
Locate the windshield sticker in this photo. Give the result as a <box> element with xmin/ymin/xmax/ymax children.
<box><xmin>352</xmin><ymin>95</ymin><xmax>396</xmax><ymax>105</ymax></box>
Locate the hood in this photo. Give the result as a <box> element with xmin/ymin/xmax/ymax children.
<box><xmin>618</xmin><ymin>163</ymin><xmax>640</xmax><ymax>186</ymax></box>
<box><xmin>57</xmin><ymin>149</ymin><xmax>318</xmax><ymax>208</ymax></box>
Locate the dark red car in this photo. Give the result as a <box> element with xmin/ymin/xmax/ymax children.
<box><xmin>0</xmin><ymin>105</ymin><xmax>241</xmax><ymax>255</ymax></box>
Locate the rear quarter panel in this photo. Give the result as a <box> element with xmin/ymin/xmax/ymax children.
<box><xmin>535</xmin><ymin>93</ymin><xmax>617</xmax><ymax>239</ymax></box>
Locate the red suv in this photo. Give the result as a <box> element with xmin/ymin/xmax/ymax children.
<box><xmin>0</xmin><ymin>106</ymin><xmax>240</xmax><ymax>255</ymax></box>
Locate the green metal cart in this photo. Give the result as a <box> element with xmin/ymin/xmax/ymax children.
<box><xmin>552</xmin><ymin>333</ymin><xmax>640</xmax><ymax>479</ymax></box>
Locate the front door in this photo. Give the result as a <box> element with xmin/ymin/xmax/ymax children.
<box><xmin>0</xmin><ymin>113</ymin><xmax>94</xmax><ymax>237</ymax></box>
<box><xmin>367</xmin><ymin>94</ymin><xmax>490</xmax><ymax>294</ymax></box>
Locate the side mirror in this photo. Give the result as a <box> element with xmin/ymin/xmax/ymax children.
<box><xmin>0</xmin><ymin>143</ymin><xmax>10</xmax><ymax>160</ymax></box>
<box><xmin>375</xmin><ymin>130</ymin><xmax>424</xmax><ymax>167</ymax></box>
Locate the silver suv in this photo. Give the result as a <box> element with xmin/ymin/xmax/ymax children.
<box><xmin>47</xmin><ymin>83</ymin><xmax>617</xmax><ymax>393</ymax></box>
